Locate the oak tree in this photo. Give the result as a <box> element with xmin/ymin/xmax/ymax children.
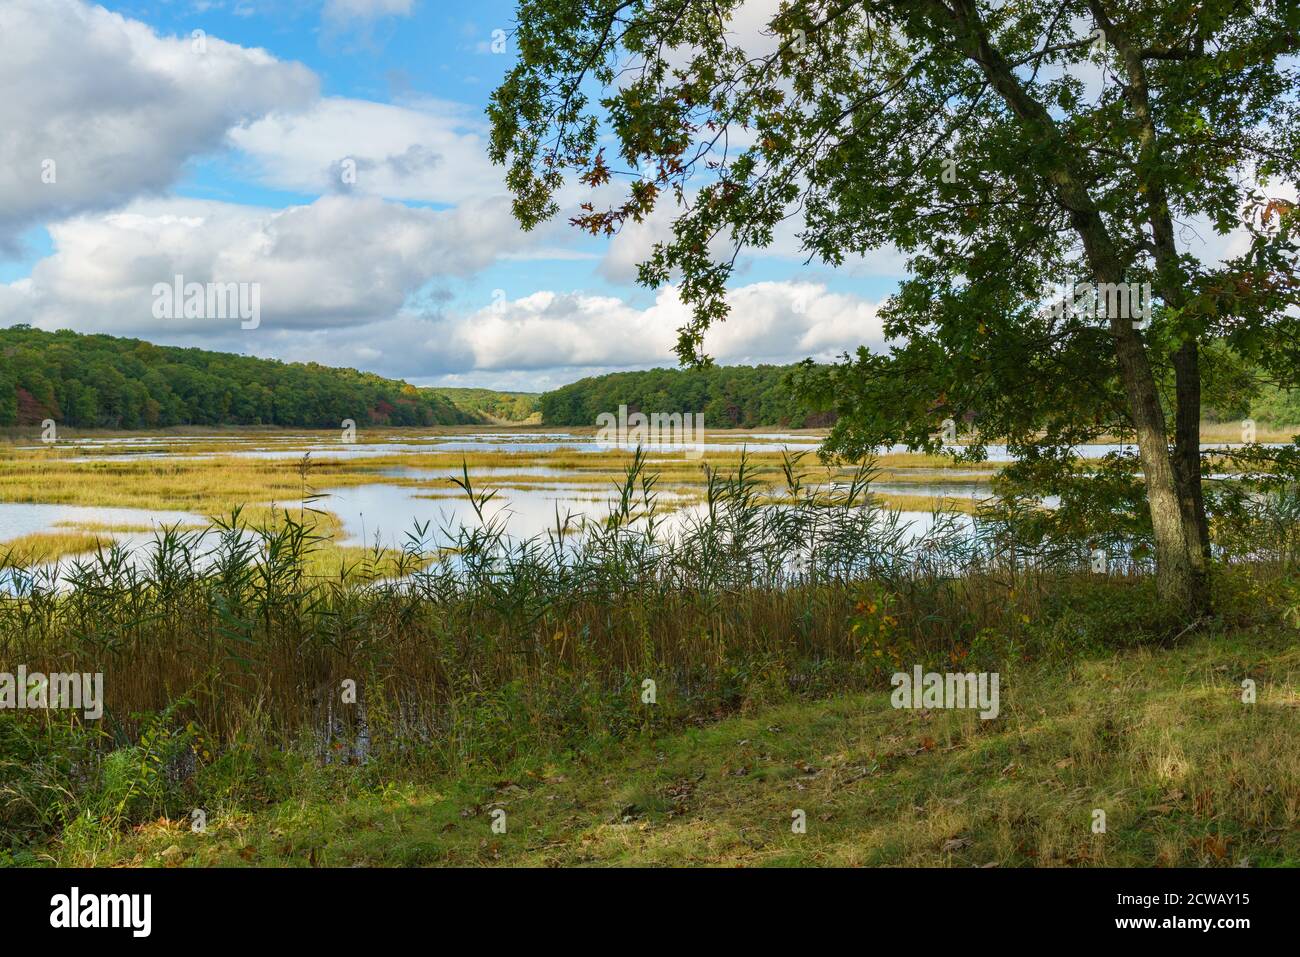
<box><xmin>489</xmin><ymin>0</ymin><xmax>1300</xmax><ymax>618</ymax></box>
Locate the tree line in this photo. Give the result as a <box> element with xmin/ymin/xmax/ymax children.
<box><xmin>537</xmin><ymin>364</ymin><xmax>830</xmax><ymax>428</ymax></box>
<box><xmin>4</xmin><ymin>325</ymin><xmax>1295</xmax><ymax>433</ymax></box>
<box><xmin>0</xmin><ymin>326</ymin><xmax>474</xmax><ymax>429</ymax></box>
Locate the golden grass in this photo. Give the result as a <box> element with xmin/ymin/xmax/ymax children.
<box><xmin>0</xmin><ymin>428</ymin><xmax>1001</xmax><ymax>545</ymax></box>
<box><xmin>1199</xmin><ymin>421</ymin><xmax>1298</xmax><ymax>444</ymax></box>
<box><xmin>0</xmin><ymin>530</ymin><xmax>111</xmax><ymax>564</ymax></box>
<box><xmin>0</xmin><ymin>513</ymin><xmax>403</xmax><ymax>583</ymax></box>
<box><xmin>297</xmin><ymin>543</ymin><xmax>435</xmax><ymax>581</ymax></box>
<box><xmin>0</xmin><ymin>422</ymin><xmax>1282</xmax><ymax>560</ymax></box>
<box><xmin>50</xmin><ymin>521</ymin><xmax>202</xmax><ymax>533</ymax></box>
<box><xmin>871</xmin><ymin>492</ymin><xmax>983</xmax><ymax>514</ymax></box>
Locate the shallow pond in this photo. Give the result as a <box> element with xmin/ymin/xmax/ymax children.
<box><xmin>0</xmin><ymin>502</ymin><xmax>202</xmax><ymax>543</ymax></box>
<box><xmin>320</xmin><ymin>482</ymin><xmax>699</xmax><ymax>547</ymax></box>
<box><xmin>34</xmin><ymin>430</ymin><xmax>1281</xmax><ymax>464</ymax></box>
<box><xmin>0</xmin><ymin>429</ymin><xmax>1269</xmax><ymax>559</ymax></box>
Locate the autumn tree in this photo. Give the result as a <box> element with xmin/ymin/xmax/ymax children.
<box><xmin>490</xmin><ymin>0</ymin><xmax>1300</xmax><ymax>619</ymax></box>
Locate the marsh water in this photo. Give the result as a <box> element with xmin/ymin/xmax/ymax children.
<box><xmin>0</xmin><ymin>428</ymin><xmax>1274</xmax><ymax>559</ymax></box>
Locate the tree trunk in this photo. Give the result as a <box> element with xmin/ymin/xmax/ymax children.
<box><xmin>1171</xmin><ymin>341</ymin><xmax>1212</xmax><ymax>614</ymax></box>
<box><xmin>1111</xmin><ymin>312</ymin><xmax>1202</xmax><ymax>616</ymax></box>
<box><xmin>1089</xmin><ymin>0</ymin><xmax>1213</xmax><ymax>615</ymax></box>
<box><xmin>936</xmin><ymin>0</ymin><xmax>1210</xmax><ymax>619</ymax></box>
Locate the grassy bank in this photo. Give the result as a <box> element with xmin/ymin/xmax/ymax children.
<box><xmin>23</xmin><ymin>624</ymin><xmax>1300</xmax><ymax>867</ymax></box>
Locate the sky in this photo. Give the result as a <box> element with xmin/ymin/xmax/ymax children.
<box><xmin>1</xmin><ymin>1</ymin><xmax>1285</xmax><ymax>393</ymax></box>
<box><xmin>0</xmin><ymin>0</ymin><xmax>905</xmax><ymax>392</ymax></box>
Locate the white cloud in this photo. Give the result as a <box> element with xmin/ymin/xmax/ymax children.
<box><xmin>0</xmin><ymin>0</ymin><xmax>889</xmax><ymax>394</ymax></box>
<box><xmin>1</xmin><ymin>203</ymin><xmax>888</xmax><ymax>386</ymax></box>
<box><xmin>230</xmin><ymin>97</ymin><xmax>502</xmax><ymax>203</ymax></box>
<box><xmin>221</xmin><ymin>280</ymin><xmax>886</xmax><ymax>388</ymax></box>
<box><xmin>0</xmin><ymin>194</ymin><xmax>542</xmax><ymax>338</ymax></box>
<box><xmin>446</xmin><ymin>281</ymin><xmax>887</xmax><ymax>375</ymax></box>
<box><xmin>0</xmin><ymin>0</ymin><xmax>317</xmax><ymax>246</ymax></box>
<box><xmin>1181</xmin><ymin>179</ymin><xmax>1299</xmax><ymax>267</ymax></box>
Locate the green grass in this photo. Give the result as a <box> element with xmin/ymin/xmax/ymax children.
<box><xmin>48</xmin><ymin>627</ymin><xmax>1299</xmax><ymax>868</ymax></box>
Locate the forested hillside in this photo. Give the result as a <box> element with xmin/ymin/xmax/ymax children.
<box><xmin>6</xmin><ymin>325</ymin><xmax>1298</xmax><ymax>432</ymax></box>
<box><xmin>538</xmin><ymin>364</ymin><xmax>830</xmax><ymax>428</ymax></box>
<box><xmin>425</xmin><ymin>387</ymin><xmax>540</xmax><ymax>423</ymax></box>
<box><xmin>0</xmin><ymin>326</ymin><xmax>474</xmax><ymax>429</ymax></box>
<box><xmin>539</xmin><ymin>352</ymin><xmax>1300</xmax><ymax>431</ymax></box>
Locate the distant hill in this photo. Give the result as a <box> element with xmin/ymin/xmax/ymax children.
<box><xmin>538</xmin><ymin>364</ymin><xmax>833</xmax><ymax>429</ymax></box>
<box><xmin>0</xmin><ymin>328</ymin><xmax>828</xmax><ymax>431</ymax></box>
<box><xmin>0</xmin><ymin>325</ymin><xmax>475</xmax><ymax>429</ymax></box>
<box><xmin>6</xmin><ymin>325</ymin><xmax>1296</xmax><ymax>435</ymax></box>
<box><xmin>424</xmin><ymin>387</ymin><xmax>540</xmax><ymax>424</ymax></box>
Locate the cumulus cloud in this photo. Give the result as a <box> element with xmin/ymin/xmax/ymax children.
<box><xmin>426</xmin><ymin>281</ymin><xmax>887</xmax><ymax>379</ymax></box>
<box><xmin>0</xmin><ymin>194</ymin><xmax>542</xmax><ymax>337</ymax></box>
<box><xmin>1</xmin><ymin>209</ymin><xmax>888</xmax><ymax>386</ymax></box>
<box><xmin>230</xmin><ymin>97</ymin><xmax>502</xmax><ymax>203</ymax></box>
<box><xmin>0</xmin><ymin>0</ymin><xmax>894</xmax><ymax>394</ymax></box>
<box><xmin>1181</xmin><ymin>178</ymin><xmax>1299</xmax><ymax>267</ymax></box>
<box><xmin>0</xmin><ymin>0</ymin><xmax>317</xmax><ymax>246</ymax></box>
<box><xmin>221</xmin><ymin>280</ymin><xmax>887</xmax><ymax>388</ymax></box>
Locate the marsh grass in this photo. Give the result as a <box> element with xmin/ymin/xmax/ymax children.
<box><xmin>1199</xmin><ymin>421</ymin><xmax>1297</xmax><ymax>444</ymax></box>
<box><xmin>0</xmin><ymin>448</ymin><xmax>1296</xmax><ymax>861</ymax></box>
<box><xmin>0</xmin><ymin>426</ymin><xmax>996</xmax><ymax>513</ymax></box>
<box><xmin>0</xmin><ymin>531</ymin><xmax>112</xmax><ymax>564</ymax></box>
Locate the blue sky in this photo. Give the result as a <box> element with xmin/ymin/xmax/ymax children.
<box><xmin>0</xmin><ymin>0</ymin><xmax>903</xmax><ymax>390</ymax></box>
